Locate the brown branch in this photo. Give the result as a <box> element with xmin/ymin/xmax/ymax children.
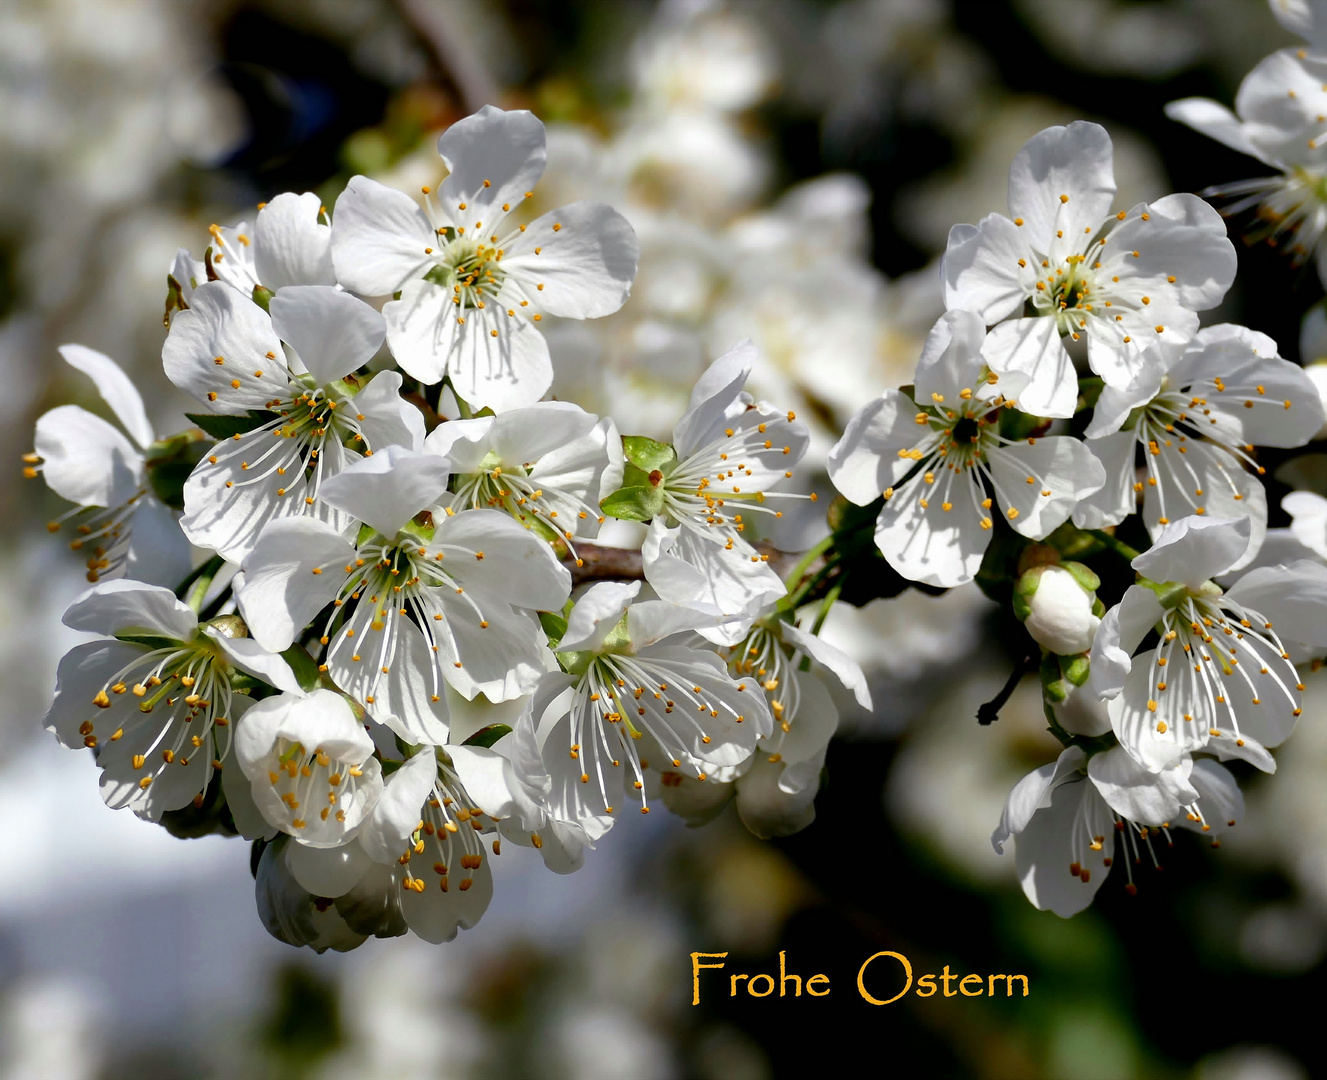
<box><xmin>563</xmin><ymin>542</ymin><xmax>808</xmax><ymax>588</ymax></box>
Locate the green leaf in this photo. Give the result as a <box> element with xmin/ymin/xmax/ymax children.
<box><xmin>186</xmin><ymin>411</ymin><xmax>275</xmax><ymax>441</ymax></box>
<box><xmin>463</xmin><ymin>723</ymin><xmax>513</xmax><ymax>748</ymax></box>
<box><xmin>600</xmin><ymin>484</ymin><xmax>665</xmax><ymax>521</ymax></box>
<box><xmin>622</xmin><ymin>435</ymin><xmax>677</xmax><ymax>474</ymax></box>
<box><xmin>539</xmin><ymin>610</ymin><xmax>568</xmax><ymax>649</ymax></box>
<box><xmin>620</xmin><ymin>462</ymin><xmax>652</xmax><ymax>489</ymax></box>
<box><xmin>251</xmin><ymin>284</ymin><xmax>275</xmax><ymax>312</ymax></box>
<box><xmin>281</xmin><ymin>644</ymin><xmax>323</xmax><ymax>693</ymax></box>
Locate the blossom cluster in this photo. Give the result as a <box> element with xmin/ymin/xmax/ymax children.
<box><xmin>28</xmin><ymin>2</ymin><xmax>1327</xmax><ymax>940</ymax></box>
<box><xmin>29</xmin><ymin>106</ymin><xmax>869</xmax><ymax>950</ymax></box>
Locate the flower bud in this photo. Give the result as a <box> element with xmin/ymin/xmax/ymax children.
<box><xmin>1015</xmin><ymin>564</ymin><xmax>1101</xmax><ymax>656</ymax></box>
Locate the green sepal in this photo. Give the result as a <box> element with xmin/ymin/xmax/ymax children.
<box><xmin>1061</xmin><ymin>653</ymin><xmax>1091</xmax><ymax>687</ymax></box>
<box><xmin>355</xmin><ymin>523</ymin><xmax>382</xmax><ymax>547</ymax></box>
<box><xmin>1039</xmin><ymin>652</ymin><xmax>1069</xmax><ymax>703</ymax></box>
<box><xmin>539</xmin><ymin>610</ymin><xmax>568</xmax><ymax>649</ymax></box>
<box><xmin>622</xmin><ymin>436</ymin><xmax>677</xmax><ymax>474</ymax></box>
<box><xmin>620</xmin><ymin>461</ymin><xmax>652</xmax><ymax>489</ymax></box>
<box><xmin>114</xmin><ymin>633</ymin><xmax>179</xmax><ymax>651</ymax></box>
<box><xmin>281</xmin><ymin>644</ymin><xmax>323</xmax><ymax>693</ymax></box>
<box><xmin>463</xmin><ymin>724</ymin><xmax>513</xmax><ymax>748</ymax></box>
<box><xmin>1061</xmin><ymin>560</ymin><xmax>1100</xmax><ymax>593</ymax></box>
<box><xmin>164</xmin><ymin>273</ymin><xmax>188</xmax><ymax>328</ymax></box>
<box><xmin>423</xmin><ymin>264</ymin><xmax>451</xmax><ymax>287</ymax></box>
<box><xmin>185</xmin><ymin>411</ymin><xmax>275</xmax><ymax>441</ymax></box>
<box><xmin>999</xmin><ymin>406</ymin><xmax>1048</xmax><ymax>442</ymax></box>
<box><xmin>145</xmin><ymin>431</ymin><xmax>211</xmax><ymax>509</ymax></box>
<box><xmin>600</xmin><ymin>484</ymin><xmax>665</xmax><ymax>521</ymax></box>
<box><xmin>251</xmin><ymin>284</ymin><xmax>275</xmax><ymax>312</ymax></box>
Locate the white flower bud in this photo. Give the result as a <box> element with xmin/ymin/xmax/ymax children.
<box><xmin>1020</xmin><ymin>566</ymin><xmax>1100</xmax><ymax>656</ymax></box>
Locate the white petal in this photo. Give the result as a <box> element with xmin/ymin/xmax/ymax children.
<box><xmin>348</xmin><ymin>370</ymin><xmax>425</xmax><ymax>453</ymax></box>
<box><xmin>873</xmin><ymin>474</ymin><xmax>989</xmax><ymax>587</ymax></box>
<box><xmin>33</xmin><ymin>405</ymin><xmax>144</xmax><ymax>508</ymax></box>
<box><xmin>438</xmin><ymin>106</ymin><xmax>546</xmax><ymax>223</ymax></box>
<box><xmin>286</xmin><ymin>840</ymin><xmax>374</xmax><ymax>898</ymax></box>
<box><xmin>992</xmin><ymin>746</ymin><xmax>1085</xmax><ymax>853</ymax></box>
<box><xmin>42</xmin><ymin>640</ymin><xmax>144</xmax><ymax>749</ymax></box>
<box><xmin>56</xmin><ymin>344</ymin><xmax>154</xmax><ymax>448</ymax></box>
<box><xmin>162</xmin><ymin>281</ymin><xmax>290</xmax><ymax>413</ymax></box>
<box><xmin>502</xmin><ymin>202</ymin><xmax>638</xmax><ymax>318</ymax></box>
<box><xmin>913</xmin><ymin>310</ymin><xmax>990</xmax><ymax>407</ymax></box>
<box><xmin>181</xmin><ymin>426</ymin><xmax>355</xmax><ymax>563</ymax></box>
<box><xmin>237</xmin><ymin>517</ymin><xmax>354</xmax><ymax>652</ymax></box>
<box><xmin>1179</xmin><ymin>758</ymin><xmax>1244</xmax><ymax>833</ymax></box>
<box><xmin>206</xmin><ymin>628</ymin><xmax>303</xmax><ymax>694</ymax></box>
<box><xmin>269</xmin><ymin>286</ymin><xmax>385</xmax><ymax>386</ymax></box>
<box><xmin>941</xmin><ymin>215</ymin><xmax>1030</xmax><ymax>324</ymax></box>
<box><xmin>1088</xmin><ymin>585</ymin><xmax>1164</xmax><ymax>700</ymax></box>
<box><xmin>1014</xmin><ymin>777</ymin><xmax>1113</xmax><ymax>917</ymax></box>
<box><xmin>982</xmin><ymin>318</ymin><xmax>1078</xmax><ymax>419</ymax></box>
<box><xmin>253</xmin><ymin>191</ymin><xmax>335</xmax><ymax>289</ymax></box>
<box><xmin>735</xmin><ymin>757</ymin><xmax>816</xmax><ymax>839</ymax></box>
<box><xmin>1071</xmin><ymin>430</ymin><xmax>1137</xmax><ymax>530</ymax></box>
<box><xmin>559</xmin><ymin>581</ymin><xmax>641</xmax><ymax>651</ymax></box>
<box><xmin>330</xmin><ymin>175</ymin><xmax>433</xmax><ymax>296</ymax></box>
<box><xmin>1226</xmin><ymin>558</ymin><xmax>1327</xmax><ymax>650</ymax></box>
<box><xmin>1087</xmin><ymin>745</ymin><xmax>1195</xmax><ymax>823</ymax></box>
<box><xmin>1108</xmin><ymin>193</ymin><xmax>1236</xmax><ymax>311</ymax></box>
<box><xmin>1164</xmin><ymin>98</ymin><xmax>1263</xmax><ymax>160</ymax></box>
<box><xmin>359</xmin><ymin>749</ymin><xmax>439</xmax><ymax>865</ymax></box>
<box><xmin>1132</xmin><ymin>515</ymin><xmax>1250</xmax><ymax>588</ymax></box>
<box><xmin>123</xmin><ymin>497</ymin><xmax>194</xmax><ymax>590</ymax></box>
<box><xmin>317</xmin><ymin>445</ymin><xmax>451</xmax><ymax>538</ymax></box>
<box><xmin>400</xmin><ymin>853</ymin><xmax>493</xmax><ymax>943</ymax></box>
<box><xmin>427</xmin><ymin>588</ymin><xmax>547</xmax><ymax>702</ymax></box>
<box><xmin>448</xmin><ymin>745</ymin><xmax>522</xmax><ymax>819</ymax></box>
<box><xmin>62</xmin><ymin>579</ymin><xmax>197</xmax><ymax>640</ymax></box>
<box><xmin>988</xmin><ymin>436</ymin><xmax>1106</xmax><ymax>540</ymax></box>
<box><xmin>1007</xmin><ymin>121</ymin><xmax>1116</xmax><ymax>245</ymax></box>
<box><xmin>780</xmin><ymin>621</ymin><xmax>872</xmax><ymax>710</ymax></box>
<box><xmin>672</xmin><ymin>340</ymin><xmax>755</xmax><ymax>460</ymax></box>
<box><xmin>1285</xmin><ymin>490</ymin><xmax>1327</xmax><ymax>561</ymax></box>
<box><xmin>826</xmin><ymin>391</ymin><xmax>921</xmax><ymax>505</ymax></box>
<box><xmin>643</xmin><ymin>520</ymin><xmax>784</xmax><ymax>625</ymax></box>
<box><xmin>427</xmin><ymin>508</ymin><xmax>571</xmax><ymax>611</ymax></box>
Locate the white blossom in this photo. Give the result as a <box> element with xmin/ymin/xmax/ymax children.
<box><xmin>514</xmin><ymin>582</ymin><xmax>773</xmax><ymax>836</ymax></box>
<box><xmin>641</xmin><ymin>340</ymin><xmax>811</xmax><ymax>643</ymax></box>
<box><xmin>43</xmin><ymin>579</ymin><xmax>300</xmax><ymax>821</ymax></box>
<box><xmin>1074</xmin><ymin>324</ymin><xmax>1323</xmax><ymax>569</ymax></box>
<box><xmin>1090</xmin><ymin>516</ymin><xmax>1327</xmax><ymax>773</ymax></box>
<box><xmin>943</xmin><ymin>121</ymin><xmax>1236</xmax><ymax>414</ymax></box>
<box><xmin>234</xmin><ymin>688</ymin><xmax>384</xmax><ymax>846</ymax></box>
<box><xmin>197</xmin><ymin>191</ymin><xmax>335</xmax><ymax>297</ymax></box>
<box><xmin>29</xmin><ymin>344</ymin><xmax>190</xmax><ymax>586</ymax></box>
<box><xmin>164</xmin><ymin>281</ymin><xmax>423</xmax><ymax>561</ymax></box>
<box><xmin>237</xmin><ymin>446</ymin><xmax>570</xmax><ymax>745</ymax></box>
<box><xmin>330</xmin><ymin>106</ymin><xmax>639</xmax><ymax>411</ymax></box>
<box><xmin>426</xmin><ymin>400</ymin><xmax>622</xmax><ymax>557</ymax></box>
<box><xmin>993</xmin><ymin>743</ymin><xmax>1242</xmax><ymax>916</ymax></box>
<box><xmin>1168</xmin><ymin>46</ymin><xmax>1327</xmax><ymax>285</ymax></box>
<box><xmin>827</xmin><ymin>310</ymin><xmax>1106</xmax><ymax>587</ymax></box>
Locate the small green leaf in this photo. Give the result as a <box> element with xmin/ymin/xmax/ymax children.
<box><xmin>115</xmin><ymin>633</ymin><xmax>179</xmax><ymax>650</ymax></box>
<box><xmin>186</xmin><ymin>411</ymin><xmax>274</xmax><ymax>441</ymax></box>
<box><xmin>539</xmin><ymin>610</ymin><xmax>568</xmax><ymax>649</ymax></box>
<box><xmin>622</xmin><ymin>436</ymin><xmax>677</xmax><ymax>474</ymax></box>
<box><xmin>281</xmin><ymin>644</ymin><xmax>323</xmax><ymax>693</ymax></box>
<box><xmin>252</xmin><ymin>284</ymin><xmax>275</xmax><ymax>312</ymax></box>
<box><xmin>463</xmin><ymin>723</ymin><xmax>513</xmax><ymax>748</ymax></box>
<box><xmin>600</xmin><ymin>484</ymin><xmax>665</xmax><ymax>521</ymax></box>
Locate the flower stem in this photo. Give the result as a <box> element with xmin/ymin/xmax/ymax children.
<box><xmin>176</xmin><ymin>554</ymin><xmax>226</xmax><ymax>614</ymax></box>
<box><xmin>1084</xmin><ymin>528</ymin><xmax>1142</xmax><ymax>562</ymax></box>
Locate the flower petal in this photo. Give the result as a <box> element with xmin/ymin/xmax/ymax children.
<box><xmin>34</xmin><ymin>405</ymin><xmax>144</xmax><ymax>508</ymax></box>
<box><xmin>56</xmin><ymin>344</ymin><xmax>154</xmax><ymax>448</ymax></box>
<box><xmin>438</xmin><ymin>106</ymin><xmax>546</xmax><ymax>226</ymax></box>
<box><xmin>253</xmin><ymin>191</ymin><xmax>336</xmax><ymax>289</ymax></box>
<box><xmin>62</xmin><ymin>579</ymin><xmax>197</xmax><ymax>641</ymax></box>
<box><xmin>1132</xmin><ymin>515</ymin><xmax>1251</xmax><ymax>588</ymax></box>
<box><xmin>503</xmin><ymin>201</ymin><xmax>638</xmax><ymax>318</ymax></box>
<box><xmin>269</xmin><ymin>286</ymin><xmax>385</xmax><ymax>387</ymax></box>
<box><xmin>317</xmin><ymin>445</ymin><xmax>452</xmax><ymax>538</ymax></box>
<box><xmin>1007</xmin><ymin>121</ymin><xmax>1116</xmax><ymax>247</ymax></box>
<box><xmin>330</xmin><ymin>175</ymin><xmax>433</xmax><ymax>296</ymax></box>
<box><xmin>237</xmin><ymin>517</ymin><xmax>355</xmax><ymax>652</ymax></box>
